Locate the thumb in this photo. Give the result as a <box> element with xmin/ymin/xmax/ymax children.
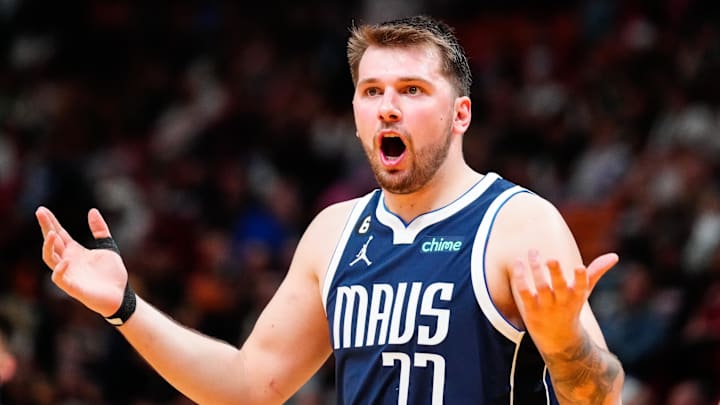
<box><xmin>88</xmin><ymin>208</ymin><xmax>112</xmax><ymax>239</ymax></box>
<box><xmin>586</xmin><ymin>252</ymin><xmax>619</xmax><ymax>287</ymax></box>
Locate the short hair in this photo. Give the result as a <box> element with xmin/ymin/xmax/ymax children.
<box><xmin>347</xmin><ymin>15</ymin><xmax>472</xmax><ymax>97</ymax></box>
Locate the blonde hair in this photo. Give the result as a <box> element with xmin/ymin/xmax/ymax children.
<box><xmin>347</xmin><ymin>15</ymin><xmax>472</xmax><ymax>96</ymax></box>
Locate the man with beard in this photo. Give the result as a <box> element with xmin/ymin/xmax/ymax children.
<box><xmin>36</xmin><ymin>15</ymin><xmax>623</xmax><ymax>405</ymax></box>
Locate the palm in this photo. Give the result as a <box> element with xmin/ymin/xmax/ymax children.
<box><xmin>510</xmin><ymin>251</ymin><xmax>618</xmax><ymax>353</ymax></box>
<box><xmin>36</xmin><ymin>207</ymin><xmax>129</xmax><ymax>317</ymax></box>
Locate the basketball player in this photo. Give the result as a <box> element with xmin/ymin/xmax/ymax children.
<box><xmin>36</xmin><ymin>15</ymin><xmax>624</xmax><ymax>404</ymax></box>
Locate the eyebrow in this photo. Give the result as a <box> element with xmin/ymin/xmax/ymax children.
<box><xmin>356</xmin><ymin>76</ymin><xmax>432</xmax><ymax>87</ymax></box>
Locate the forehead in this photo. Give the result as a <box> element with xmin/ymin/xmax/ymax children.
<box><xmin>357</xmin><ymin>45</ymin><xmax>444</xmax><ymax>83</ymax></box>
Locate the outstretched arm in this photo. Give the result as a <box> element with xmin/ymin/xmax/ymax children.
<box><xmin>36</xmin><ymin>206</ymin><xmax>335</xmax><ymax>405</ymax></box>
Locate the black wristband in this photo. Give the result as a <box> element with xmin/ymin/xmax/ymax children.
<box><xmin>105</xmin><ymin>282</ymin><xmax>136</xmax><ymax>326</ymax></box>
<box><xmin>91</xmin><ymin>237</ymin><xmax>121</xmax><ymax>254</ymax></box>
<box><xmin>88</xmin><ymin>236</ymin><xmax>136</xmax><ymax>326</ymax></box>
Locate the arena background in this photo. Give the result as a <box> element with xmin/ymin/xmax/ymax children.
<box><xmin>1</xmin><ymin>1</ymin><xmax>719</xmax><ymax>403</ymax></box>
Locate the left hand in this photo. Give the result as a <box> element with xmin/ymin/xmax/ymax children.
<box><xmin>510</xmin><ymin>249</ymin><xmax>618</xmax><ymax>354</ymax></box>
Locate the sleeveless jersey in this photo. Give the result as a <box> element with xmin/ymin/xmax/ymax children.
<box><xmin>322</xmin><ymin>173</ymin><xmax>560</xmax><ymax>405</ymax></box>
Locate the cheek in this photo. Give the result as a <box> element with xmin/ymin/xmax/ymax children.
<box><xmin>416</xmin><ymin>107</ymin><xmax>450</xmax><ymax>131</ymax></box>
<box><xmin>353</xmin><ymin>106</ymin><xmax>375</xmax><ymax>133</ymax></box>
<box><xmin>355</xmin><ymin>101</ymin><xmax>376</xmax><ymax>116</ymax></box>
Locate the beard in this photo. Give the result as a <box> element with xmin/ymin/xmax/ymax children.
<box><xmin>364</xmin><ymin>126</ymin><xmax>453</xmax><ymax>195</ymax></box>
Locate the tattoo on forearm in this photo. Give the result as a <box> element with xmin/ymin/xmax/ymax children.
<box><xmin>543</xmin><ymin>339</ymin><xmax>622</xmax><ymax>405</ymax></box>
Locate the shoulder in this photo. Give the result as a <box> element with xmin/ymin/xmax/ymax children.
<box><xmin>488</xmin><ymin>190</ymin><xmax>578</xmax><ymax>262</ymax></box>
<box><xmin>293</xmin><ymin>197</ymin><xmax>367</xmax><ymax>280</ymax></box>
<box><xmin>306</xmin><ymin>198</ymin><xmax>363</xmax><ymax>236</ymax></box>
<box><xmin>483</xmin><ymin>188</ymin><xmax>569</xmax><ymax>255</ymax></box>
<box><xmin>493</xmin><ymin>191</ymin><xmax>569</xmax><ymax>237</ymax></box>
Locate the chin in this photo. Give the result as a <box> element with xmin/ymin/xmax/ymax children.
<box><xmin>377</xmin><ymin>176</ymin><xmax>423</xmax><ymax>195</ymax></box>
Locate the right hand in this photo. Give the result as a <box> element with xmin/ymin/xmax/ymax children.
<box><xmin>36</xmin><ymin>206</ymin><xmax>129</xmax><ymax>318</ymax></box>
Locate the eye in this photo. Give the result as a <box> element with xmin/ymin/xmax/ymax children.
<box><xmin>404</xmin><ymin>86</ymin><xmax>421</xmax><ymax>95</ymax></box>
<box><xmin>365</xmin><ymin>87</ymin><xmax>381</xmax><ymax>97</ymax></box>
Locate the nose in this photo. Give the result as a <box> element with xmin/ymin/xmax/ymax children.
<box><xmin>378</xmin><ymin>90</ymin><xmax>401</xmax><ymax>122</ymax></box>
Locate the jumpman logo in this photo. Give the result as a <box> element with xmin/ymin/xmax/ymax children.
<box><xmin>350</xmin><ymin>235</ymin><xmax>373</xmax><ymax>267</ymax></box>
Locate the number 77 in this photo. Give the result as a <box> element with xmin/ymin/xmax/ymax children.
<box><xmin>382</xmin><ymin>351</ymin><xmax>446</xmax><ymax>405</ymax></box>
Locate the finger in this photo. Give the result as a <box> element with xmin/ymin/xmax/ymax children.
<box><xmin>586</xmin><ymin>253</ymin><xmax>619</xmax><ymax>289</ymax></box>
<box><xmin>87</xmin><ymin>208</ymin><xmax>112</xmax><ymax>239</ymax></box>
<box><xmin>529</xmin><ymin>250</ymin><xmax>553</xmax><ymax>301</ymax></box>
<box><xmin>41</xmin><ymin>231</ymin><xmax>55</xmax><ymax>267</ymax></box>
<box><xmin>51</xmin><ymin>259</ymin><xmax>71</xmax><ymax>290</ymax></box>
<box><xmin>36</xmin><ymin>206</ymin><xmax>73</xmax><ymax>244</ymax></box>
<box><xmin>35</xmin><ymin>206</ymin><xmax>54</xmax><ymax>239</ymax></box>
<box><xmin>511</xmin><ymin>259</ymin><xmax>537</xmax><ymax>307</ymax></box>
<box><xmin>574</xmin><ymin>266</ymin><xmax>589</xmax><ymax>293</ymax></box>
<box><xmin>42</xmin><ymin>231</ymin><xmax>63</xmax><ymax>269</ymax></box>
<box><xmin>547</xmin><ymin>259</ymin><xmax>568</xmax><ymax>291</ymax></box>
<box><xmin>52</xmin><ymin>231</ymin><xmax>66</xmax><ymax>262</ymax></box>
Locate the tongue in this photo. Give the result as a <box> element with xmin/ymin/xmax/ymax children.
<box><xmin>384</xmin><ymin>154</ymin><xmax>402</xmax><ymax>163</ymax></box>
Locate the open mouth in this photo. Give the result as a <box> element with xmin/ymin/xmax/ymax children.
<box><xmin>381</xmin><ymin>135</ymin><xmax>406</xmax><ymax>160</ymax></box>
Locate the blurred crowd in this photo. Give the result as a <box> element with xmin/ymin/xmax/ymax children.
<box><xmin>1</xmin><ymin>0</ymin><xmax>719</xmax><ymax>404</ymax></box>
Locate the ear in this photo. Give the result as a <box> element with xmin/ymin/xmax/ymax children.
<box><xmin>453</xmin><ymin>96</ymin><xmax>471</xmax><ymax>135</ymax></box>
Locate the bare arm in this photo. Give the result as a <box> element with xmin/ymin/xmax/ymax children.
<box><xmin>116</xmin><ymin>256</ymin><xmax>332</xmax><ymax>404</ymax></box>
<box><xmin>489</xmin><ymin>194</ymin><xmax>624</xmax><ymax>405</ymax></box>
<box><xmin>36</xmin><ymin>204</ymin><xmax>347</xmax><ymax>404</ymax></box>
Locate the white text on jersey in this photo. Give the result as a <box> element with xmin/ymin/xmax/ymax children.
<box><xmin>332</xmin><ymin>282</ymin><xmax>454</xmax><ymax>349</ymax></box>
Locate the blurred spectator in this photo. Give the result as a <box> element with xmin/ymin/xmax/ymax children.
<box><xmin>683</xmin><ymin>189</ymin><xmax>720</xmax><ymax>275</ymax></box>
<box><xmin>666</xmin><ymin>379</ymin><xmax>714</xmax><ymax>405</ymax></box>
<box><xmin>565</xmin><ymin>116</ymin><xmax>631</xmax><ymax>203</ymax></box>
<box><xmin>596</xmin><ymin>261</ymin><xmax>675</xmax><ymax>374</ymax></box>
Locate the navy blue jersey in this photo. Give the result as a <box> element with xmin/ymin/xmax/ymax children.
<box><xmin>322</xmin><ymin>173</ymin><xmax>560</xmax><ymax>405</ymax></box>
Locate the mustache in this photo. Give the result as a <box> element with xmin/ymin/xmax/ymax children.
<box><xmin>376</xmin><ymin>124</ymin><xmax>408</xmax><ymax>137</ymax></box>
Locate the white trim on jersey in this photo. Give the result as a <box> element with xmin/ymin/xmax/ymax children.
<box><xmin>375</xmin><ymin>172</ymin><xmax>501</xmax><ymax>245</ymax></box>
<box><xmin>543</xmin><ymin>366</ymin><xmax>551</xmax><ymax>405</ymax></box>
<box><xmin>471</xmin><ymin>184</ymin><xmax>532</xmax><ymax>404</ymax></box>
<box><xmin>321</xmin><ymin>191</ymin><xmax>378</xmax><ymax>312</ymax></box>
<box><xmin>509</xmin><ymin>335</ymin><xmax>524</xmax><ymax>405</ymax></box>
<box><xmin>470</xmin><ymin>185</ymin><xmax>529</xmax><ymax>343</ymax></box>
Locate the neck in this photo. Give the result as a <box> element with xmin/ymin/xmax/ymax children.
<box><xmin>383</xmin><ymin>163</ymin><xmax>482</xmax><ymax>223</ymax></box>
